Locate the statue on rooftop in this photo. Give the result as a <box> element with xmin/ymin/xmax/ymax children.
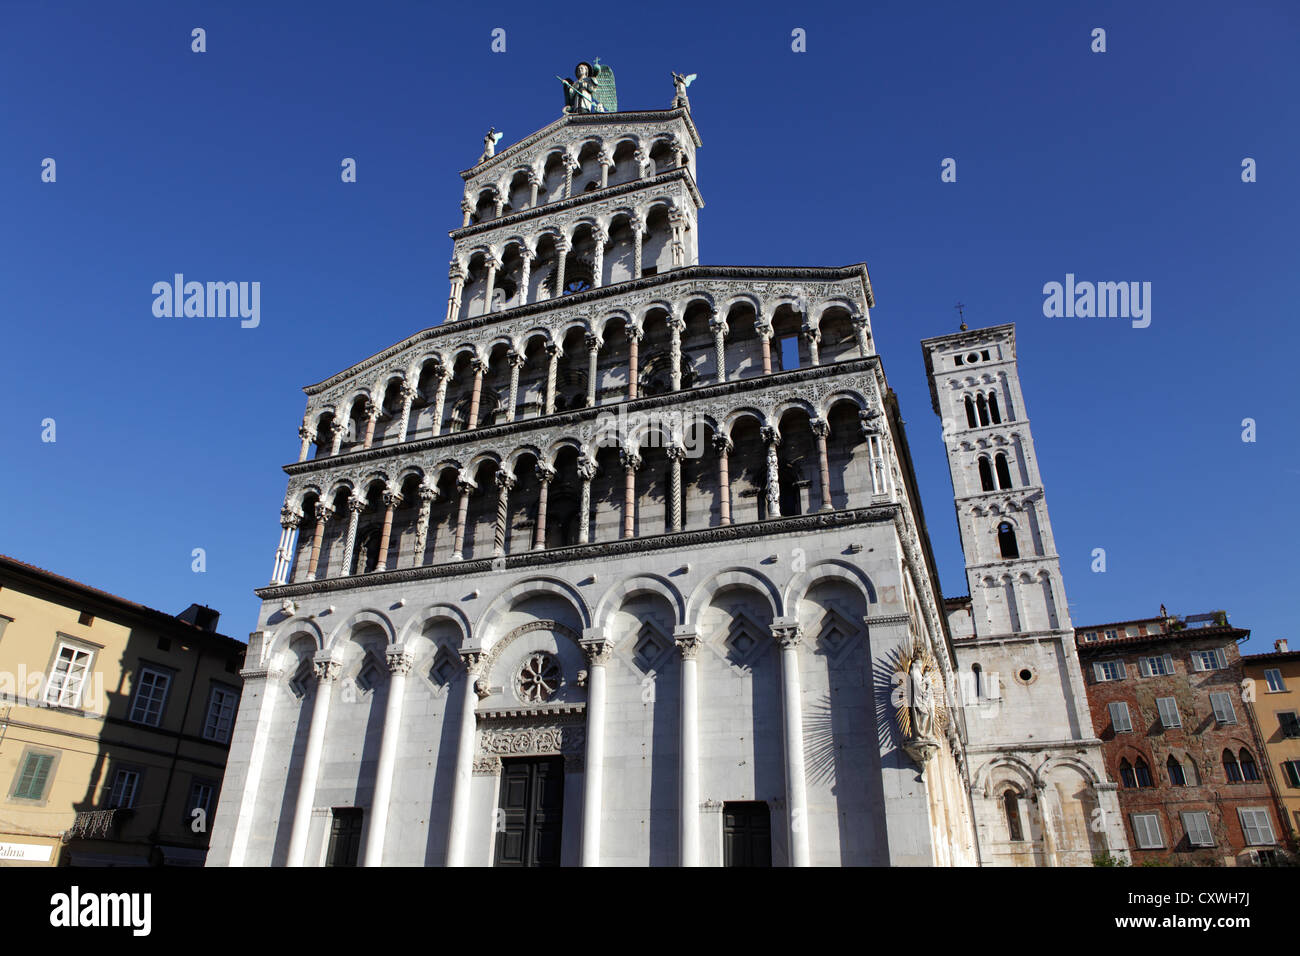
<box><xmin>478</xmin><ymin>128</ymin><xmax>503</xmax><ymax>165</ymax></box>
<box><xmin>671</xmin><ymin>71</ymin><xmax>696</xmax><ymax>109</ymax></box>
<box><xmin>558</xmin><ymin>59</ymin><xmax>617</xmax><ymax>114</ymax></box>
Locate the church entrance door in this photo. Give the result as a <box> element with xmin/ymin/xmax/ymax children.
<box><xmin>493</xmin><ymin>756</ymin><xmax>564</xmax><ymax>867</ymax></box>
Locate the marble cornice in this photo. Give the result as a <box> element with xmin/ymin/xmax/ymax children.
<box><xmin>302</xmin><ymin>263</ymin><xmax>874</xmax><ymax>395</ymax></box>
<box><xmin>254</xmin><ymin>503</ymin><xmax>900</xmax><ymax>601</ymax></box>
<box><xmin>450</xmin><ymin>169</ymin><xmax>703</xmax><ymax>241</ymax></box>
<box><xmin>286</xmin><ymin>356</ymin><xmax>881</xmax><ymax>475</ymax></box>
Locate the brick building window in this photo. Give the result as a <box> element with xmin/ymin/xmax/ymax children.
<box><xmin>1191</xmin><ymin>648</ymin><xmax>1227</xmax><ymax>672</ymax></box>
<box><xmin>1223</xmin><ymin>750</ymin><xmax>1243</xmax><ymax>783</ymax></box>
<box><xmin>1094</xmin><ymin>660</ymin><xmax>1126</xmax><ymax>682</ymax></box>
<box><xmin>1181</xmin><ymin>811</ymin><xmax>1214</xmax><ymax>847</ymax></box>
<box><xmin>1209</xmin><ymin>692</ymin><xmax>1237</xmax><ymax>725</ymax></box>
<box><xmin>1139</xmin><ymin>655</ymin><xmax>1174</xmax><ymax>677</ymax></box>
<box><xmin>1134</xmin><ymin>757</ymin><xmax>1153</xmax><ymax>788</ymax></box>
<box><xmin>1237</xmin><ymin>808</ymin><xmax>1276</xmax><ymax>846</ymax></box>
<box><xmin>1119</xmin><ymin>759</ymin><xmax>1137</xmax><ymax>788</ymax></box>
<box><xmin>1239</xmin><ymin>749</ymin><xmax>1260</xmax><ymax>782</ymax></box>
<box><xmin>1108</xmin><ymin>701</ymin><xmax>1133</xmax><ymax>732</ymax></box>
<box><xmin>1156</xmin><ymin>697</ymin><xmax>1182</xmax><ymax>729</ymax></box>
<box><xmin>1167</xmin><ymin>756</ymin><xmax>1187</xmax><ymax>787</ymax></box>
<box><xmin>1130</xmin><ymin>813</ymin><xmax>1164</xmax><ymax>849</ymax></box>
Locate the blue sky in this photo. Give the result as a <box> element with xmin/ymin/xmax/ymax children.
<box><xmin>2</xmin><ymin>1</ymin><xmax>1296</xmax><ymax>650</ymax></box>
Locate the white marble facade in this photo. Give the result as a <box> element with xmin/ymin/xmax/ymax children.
<box><xmin>203</xmin><ymin>102</ymin><xmax>1092</xmax><ymax>868</ymax></box>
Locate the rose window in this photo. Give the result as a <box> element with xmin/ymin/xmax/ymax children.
<box><xmin>515</xmin><ymin>652</ymin><xmax>562</xmax><ymax>703</ymax></box>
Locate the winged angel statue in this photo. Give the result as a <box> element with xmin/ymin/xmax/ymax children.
<box><xmin>672</xmin><ymin>71</ymin><xmax>696</xmax><ymax>108</ymax></box>
<box><xmin>558</xmin><ymin>59</ymin><xmax>617</xmax><ymax>114</ymax></box>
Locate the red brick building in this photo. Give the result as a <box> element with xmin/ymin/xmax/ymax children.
<box><xmin>1076</xmin><ymin>610</ymin><xmax>1287</xmax><ymax>865</ymax></box>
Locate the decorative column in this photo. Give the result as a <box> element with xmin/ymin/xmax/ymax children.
<box><xmin>669</xmin><ymin>209</ymin><xmax>686</xmax><ymax>267</ymax></box>
<box><xmin>761</xmin><ymin>426</ymin><xmax>781</xmax><ymax>519</ymax></box>
<box><xmin>271</xmin><ymin>506</ymin><xmax>302</xmax><ymax>585</ymax></box>
<box><xmin>580</xmin><ymin>637</ymin><xmax>615</xmax><ymax>866</ymax></box>
<box><xmin>491</xmin><ymin>189</ymin><xmax>504</xmax><ymax>219</ymax></box>
<box><xmin>675</xmin><ymin>631</ymin><xmax>701</xmax><ymax>866</ymax></box>
<box><xmin>625</xmin><ymin>325</ymin><xmax>642</xmax><ymax>400</ymax></box>
<box><xmin>633</xmin><ymin>148</ymin><xmax>648</xmax><ymax>179</ymax></box>
<box><xmin>286</xmin><ymin>654</ymin><xmax>341</xmax><ymax>867</ymax></box>
<box><xmin>562</xmin><ymin>153</ymin><xmax>577</xmax><ymax>199</ymax></box>
<box><xmin>328</xmin><ymin>420</ymin><xmax>345</xmax><ymax>456</ymax></box>
<box><xmin>772</xmin><ymin>622</ymin><xmax>810</xmax><ymax>867</ymax></box>
<box><xmin>577</xmin><ymin>455</ymin><xmax>596</xmax><ymax>544</ymax></box>
<box><xmin>669</xmin><ymin>314</ymin><xmax>685</xmax><ymax>390</ymax></box>
<box><xmin>395</xmin><ymin>382</ymin><xmax>417</xmax><ymax>444</ymax></box>
<box><xmin>482</xmin><ymin>254</ymin><xmax>500</xmax><ymax>314</ymax></box>
<box><xmin>493</xmin><ymin>470</ymin><xmax>515</xmax><ymax>557</ymax></box>
<box><xmin>709</xmin><ymin>312</ymin><xmax>728</xmax><ymax>383</ymax></box>
<box><xmin>361</xmin><ymin>400</ymin><xmax>380</xmax><ymax>449</ymax></box>
<box><xmin>544</xmin><ymin>342</ymin><xmax>561</xmax><ymax>415</ymax></box>
<box><xmin>533</xmin><ymin>464</ymin><xmax>555</xmax><ymax>550</ymax></box>
<box><xmin>518</xmin><ymin>249</ymin><xmax>534</xmax><ymax>306</ymax></box>
<box><xmin>446</xmin><ymin>651</ymin><xmax>487</xmax><ymax>866</ymax></box>
<box><xmin>374</xmin><ymin>488</ymin><xmax>401</xmax><ymax>572</ymax></box>
<box><xmin>362</xmin><ymin>648</ymin><xmax>414</xmax><ymax>866</ymax></box>
<box><xmin>451</xmin><ymin>478</ymin><xmax>474</xmax><ymax>560</ymax></box>
<box><xmin>585</xmin><ymin>334</ymin><xmax>601</xmax><ymax>406</ymax></box>
<box><xmin>851</xmin><ymin>313</ymin><xmax>871</xmax><ymax>357</ymax></box>
<box><xmin>411</xmin><ymin>482</ymin><xmax>437</xmax><ymax>567</ymax></box>
<box><xmin>505</xmin><ymin>350</ymin><xmax>525</xmax><ymax>422</ymax></box>
<box><xmin>667</xmin><ymin>445</ymin><xmax>685</xmax><ymax>533</ymax></box>
<box><xmin>446</xmin><ymin>261</ymin><xmax>466</xmax><ymax>324</ymax></box>
<box><xmin>713</xmin><ymin>435</ymin><xmax>733</xmax><ymax>526</ymax></box>
<box><xmin>340</xmin><ymin>494</ymin><xmax>365</xmax><ymax>575</ymax></box>
<box><xmin>460</xmin><ymin>198</ymin><xmax>473</xmax><ymax>228</ymax></box>
<box><xmin>465</xmin><ymin>356</ymin><xmax>485</xmax><ymax>430</ymax></box>
<box><xmin>631</xmin><ymin>214</ymin><xmax>644</xmax><ymax>278</ymax></box>
<box><xmin>222</xmin><ymin>660</ymin><xmax>285</xmax><ymax>866</ymax></box>
<box><xmin>598</xmin><ymin>150</ymin><xmax>612</xmax><ymax>189</ymax></box>
<box><xmin>430</xmin><ymin>364</ymin><xmax>449</xmax><ymax>437</ymax></box>
<box><xmin>590</xmin><ymin>226</ymin><xmax>606</xmax><ymax>288</ymax></box>
<box><xmin>305</xmin><ymin>503</ymin><xmax>334</xmax><ymax>581</ymax></box>
<box><xmin>298</xmin><ymin>424</ymin><xmax>315</xmax><ymax>462</ymax></box>
<box><xmin>527</xmin><ymin>170</ymin><xmax>539</xmax><ymax>208</ymax></box>
<box><xmin>620</xmin><ymin>448</ymin><xmax>641</xmax><ymax>539</ymax></box>
<box><xmin>1035</xmin><ymin>781</ymin><xmax>1060</xmax><ymax>867</ymax></box>
<box><xmin>801</xmin><ymin>325</ymin><xmax>821</xmax><ymax>366</ymax></box>
<box><xmin>553</xmin><ymin>237</ymin><xmax>569</xmax><ymax>297</ymax></box>
<box><xmin>756</xmin><ymin>318</ymin><xmax>774</xmax><ymax>375</ymax></box>
<box><xmin>811</xmin><ymin>418</ymin><xmax>833</xmax><ymax>511</ymax></box>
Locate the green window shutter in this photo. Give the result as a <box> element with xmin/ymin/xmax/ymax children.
<box><xmin>16</xmin><ymin>753</ymin><xmax>53</xmax><ymax>799</ymax></box>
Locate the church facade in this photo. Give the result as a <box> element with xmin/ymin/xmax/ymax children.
<box><xmin>207</xmin><ymin>72</ymin><xmax>1125</xmax><ymax>866</ymax></box>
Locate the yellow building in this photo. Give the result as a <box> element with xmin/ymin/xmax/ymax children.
<box><xmin>1243</xmin><ymin>640</ymin><xmax>1300</xmax><ymax>850</ymax></box>
<box><xmin>0</xmin><ymin>554</ymin><xmax>244</xmax><ymax>866</ymax></box>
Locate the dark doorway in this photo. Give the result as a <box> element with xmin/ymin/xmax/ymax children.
<box><xmin>723</xmin><ymin>801</ymin><xmax>772</xmax><ymax>867</ymax></box>
<box><xmin>494</xmin><ymin>756</ymin><xmax>564</xmax><ymax>867</ymax></box>
<box><xmin>326</xmin><ymin>807</ymin><xmax>363</xmax><ymax>867</ymax></box>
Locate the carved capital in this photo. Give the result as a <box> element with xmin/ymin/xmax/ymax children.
<box><xmin>675</xmin><ymin>635</ymin><xmax>701</xmax><ymax>660</ymax></box>
<box><xmin>298</xmin><ymin>425</ymin><xmax>316</xmax><ymax>443</ymax></box>
<box><xmin>772</xmin><ymin>625</ymin><xmax>803</xmax><ymax>649</ymax></box>
<box><xmin>507</xmin><ymin>350</ymin><xmax>527</xmax><ymax>369</ymax></box>
<box><xmin>385</xmin><ymin>649</ymin><xmax>415</xmax><ymax>677</ymax></box>
<box><xmin>495</xmin><ymin>470</ymin><xmax>517</xmax><ymax>492</ymax></box>
<box><xmin>810</xmin><ymin>417</ymin><xmax>831</xmax><ymax>439</ymax></box>
<box><xmin>280</xmin><ymin>505</ymin><xmax>304</xmax><ymax>529</ymax></box>
<box><xmin>584</xmin><ymin>333</ymin><xmax>602</xmax><ymax>352</ymax></box>
<box><xmin>666</xmin><ymin>444</ymin><xmax>687</xmax><ymax>462</ymax></box>
<box><xmin>346</xmin><ymin>495</ymin><xmax>367</xmax><ymax>515</ymax></box>
<box><xmin>456</xmin><ymin>477</ymin><xmax>477</xmax><ymax>496</ymax></box>
<box><xmin>535</xmin><ymin>463</ymin><xmax>557</xmax><ymax>484</ymax></box>
<box><xmin>624</xmin><ymin>325</ymin><xmax>644</xmax><ymax>343</ymax></box>
<box><xmin>760</xmin><ymin>425</ymin><xmax>781</xmax><ymax>447</ymax></box>
<box><xmin>312</xmin><ymin>656</ymin><xmax>342</xmax><ymax>683</ymax></box>
<box><xmin>382</xmin><ymin>490</ymin><xmax>403</xmax><ymax>509</ymax></box>
<box><xmin>581</xmin><ymin>639</ymin><xmax>615</xmax><ymax>667</ymax></box>
<box><xmin>544</xmin><ymin>341</ymin><xmax>561</xmax><ymax>358</ymax></box>
<box><xmin>712</xmin><ymin>433</ymin><xmax>734</xmax><ymax>456</ymax></box>
<box><xmin>620</xmin><ymin>449</ymin><xmax>642</xmax><ymax>471</ymax></box>
<box><xmin>418</xmin><ymin>482</ymin><xmax>439</xmax><ymax>504</ymax></box>
<box><xmin>577</xmin><ymin>455</ymin><xmax>598</xmax><ymax>481</ymax></box>
<box><xmin>313</xmin><ymin>502</ymin><xmax>335</xmax><ymax>523</ymax></box>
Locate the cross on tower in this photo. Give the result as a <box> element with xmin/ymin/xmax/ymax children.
<box><xmin>954</xmin><ymin>302</ymin><xmax>967</xmax><ymax>331</ymax></box>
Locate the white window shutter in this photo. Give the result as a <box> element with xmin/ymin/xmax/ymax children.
<box><xmin>1093</xmin><ymin>662</ymin><xmax>1105</xmax><ymax>682</ymax></box>
<box><xmin>1117</xmin><ymin>660</ymin><xmax>1127</xmax><ymax>678</ymax></box>
<box><xmin>1162</xmin><ymin>654</ymin><xmax>1174</xmax><ymax>675</ymax></box>
<box><xmin>1215</xmin><ymin>648</ymin><xmax>1227</xmax><ymax>669</ymax></box>
<box><xmin>1138</xmin><ymin>658</ymin><xmax>1151</xmax><ymax>678</ymax></box>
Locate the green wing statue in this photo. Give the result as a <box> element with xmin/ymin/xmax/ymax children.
<box><xmin>592</xmin><ymin>58</ymin><xmax>617</xmax><ymax>113</ymax></box>
<box><xmin>559</xmin><ymin>59</ymin><xmax>617</xmax><ymax>114</ymax></box>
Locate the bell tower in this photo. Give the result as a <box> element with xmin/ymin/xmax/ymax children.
<box><xmin>922</xmin><ymin>324</ymin><xmax>1128</xmax><ymax>866</ymax></box>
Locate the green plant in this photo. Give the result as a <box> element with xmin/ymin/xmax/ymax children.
<box><xmin>1093</xmin><ymin>852</ymin><xmax>1129</xmax><ymax>867</ymax></box>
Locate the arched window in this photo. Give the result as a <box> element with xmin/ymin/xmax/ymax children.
<box><xmin>1239</xmin><ymin>749</ymin><xmax>1260</xmax><ymax>781</ymax></box>
<box><xmin>976</xmin><ymin>393</ymin><xmax>990</xmax><ymax>427</ymax></box>
<box><xmin>997</xmin><ymin>521</ymin><xmax>1019</xmax><ymax>559</ymax></box>
<box><xmin>1134</xmin><ymin>757</ymin><xmax>1153</xmax><ymax>788</ymax></box>
<box><xmin>978</xmin><ymin>457</ymin><xmax>995</xmax><ymax>492</ymax></box>
<box><xmin>1223</xmin><ymin>749</ymin><xmax>1242</xmax><ymax>782</ymax></box>
<box><xmin>1119</xmin><ymin>759</ymin><xmax>1137</xmax><ymax>789</ymax></box>
<box><xmin>972</xmin><ymin>663</ymin><xmax>983</xmax><ymax>699</ymax></box>
<box><xmin>964</xmin><ymin>395</ymin><xmax>977</xmax><ymax>429</ymax></box>
<box><xmin>1167</xmin><ymin>755</ymin><xmax>1186</xmax><ymax>787</ymax></box>
<box><xmin>988</xmin><ymin>392</ymin><xmax>1002</xmax><ymax>424</ymax></box>
<box><xmin>1003</xmin><ymin>790</ymin><xmax>1024</xmax><ymax>842</ymax></box>
<box><xmin>994</xmin><ymin>453</ymin><xmax>1013</xmax><ymax>489</ymax></box>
